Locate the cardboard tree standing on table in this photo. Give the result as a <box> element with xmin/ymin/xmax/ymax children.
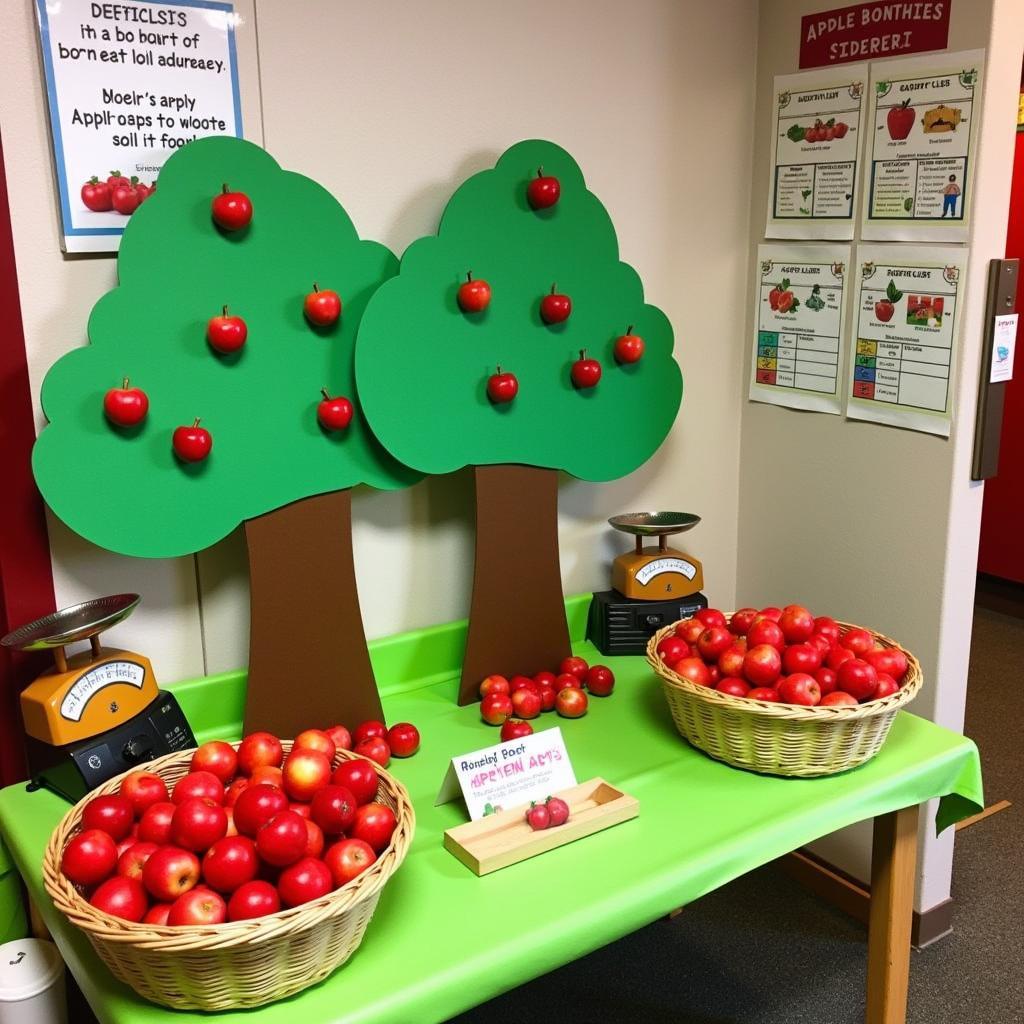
<box><xmin>32</xmin><ymin>137</ymin><xmax>417</xmax><ymax>735</ymax></box>
<box><xmin>357</xmin><ymin>140</ymin><xmax>683</xmax><ymax>704</ymax></box>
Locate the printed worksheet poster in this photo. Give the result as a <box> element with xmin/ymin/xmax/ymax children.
<box><xmin>862</xmin><ymin>50</ymin><xmax>985</xmax><ymax>242</ymax></box>
<box><xmin>750</xmin><ymin>244</ymin><xmax>851</xmax><ymax>414</ymax></box>
<box><xmin>766</xmin><ymin>67</ymin><xmax>867</xmax><ymax>240</ymax></box>
<box><xmin>846</xmin><ymin>245</ymin><xmax>968</xmax><ymax>436</ymax></box>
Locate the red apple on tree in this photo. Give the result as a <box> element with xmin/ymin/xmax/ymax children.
<box><xmin>211</xmin><ymin>183</ymin><xmax>253</xmax><ymax>231</ymax></box>
<box><xmin>457</xmin><ymin>271</ymin><xmax>491</xmax><ymax>313</ymax></box>
<box><xmin>304</xmin><ymin>283</ymin><xmax>342</xmax><ymax>327</ymax></box>
<box><xmin>104</xmin><ymin>378</ymin><xmax>149</xmax><ymax>427</ymax></box>
<box><xmin>613</xmin><ymin>326</ymin><xmax>645</xmax><ymax>364</ymax></box>
<box><xmin>172</xmin><ymin>419</ymin><xmax>212</xmax><ymax>462</ymax></box>
<box><xmin>570</xmin><ymin>350</ymin><xmax>601</xmax><ymax>389</ymax></box>
<box><xmin>317</xmin><ymin>389</ymin><xmax>354</xmax><ymax>431</ymax></box>
<box><xmin>540</xmin><ymin>284</ymin><xmax>571</xmax><ymax>324</ymax></box>
<box><xmin>206</xmin><ymin>306</ymin><xmax>248</xmax><ymax>353</ymax></box>
<box><xmin>486</xmin><ymin>366</ymin><xmax>518</xmax><ymax>404</ymax></box>
<box><xmin>526</xmin><ymin>166</ymin><xmax>560</xmax><ymax>209</ymax></box>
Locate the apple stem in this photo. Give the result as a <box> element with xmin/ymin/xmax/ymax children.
<box><xmin>466</xmin><ymin>271</ymin><xmax>473</xmax><ymax>282</ymax></box>
<box><xmin>321</xmin><ymin>387</ymin><xmax>331</xmax><ymax>400</ymax></box>
<box><xmin>222</xmin><ymin>305</ymin><xmax>228</xmax><ymax>316</ymax></box>
<box><xmin>221</xmin><ymin>183</ymin><xmax>229</xmax><ymax>194</ymax></box>
<box><xmin>496</xmin><ymin>365</ymin><xmax>502</xmax><ymax>374</ymax></box>
<box><xmin>626</xmin><ymin>324</ymin><xmax>634</xmax><ymax>334</ymax></box>
<box><xmin>579</xmin><ymin>349</ymin><xmax>586</xmax><ymax>360</ymax></box>
<box><xmin>192</xmin><ymin>418</ymin><xmax>201</xmax><ymax>428</ymax></box>
<box><xmin>537</xmin><ymin>166</ymin><xmax>543</xmax><ymax>178</ymax></box>
<box><xmin>312</xmin><ymin>282</ymin><xmax>319</xmax><ymax>293</ymax></box>
<box><xmin>550</xmin><ymin>283</ymin><xmax>557</xmax><ymax>294</ymax></box>
<box><xmin>121</xmin><ymin>377</ymin><xmax>129</xmax><ymax>389</ymax></box>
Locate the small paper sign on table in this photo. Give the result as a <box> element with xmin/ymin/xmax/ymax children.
<box><xmin>435</xmin><ymin>727</ymin><xmax>576</xmax><ymax>821</ymax></box>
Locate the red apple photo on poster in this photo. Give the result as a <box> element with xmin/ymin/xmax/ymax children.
<box><xmin>800</xmin><ymin>1</ymin><xmax>951</xmax><ymax>69</ymax></box>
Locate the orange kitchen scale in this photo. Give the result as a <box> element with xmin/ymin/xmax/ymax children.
<box><xmin>1</xmin><ymin>594</ymin><xmax>195</xmax><ymax>801</ymax></box>
<box><xmin>587</xmin><ymin>512</ymin><xmax>709</xmax><ymax>655</ymax></box>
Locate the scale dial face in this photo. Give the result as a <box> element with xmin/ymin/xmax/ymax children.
<box><xmin>60</xmin><ymin>660</ymin><xmax>146</xmax><ymax>722</ymax></box>
<box><xmin>635</xmin><ymin>557</ymin><xmax>697</xmax><ymax>586</ymax></box>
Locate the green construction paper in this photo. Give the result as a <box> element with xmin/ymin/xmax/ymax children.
<box><xmin>33</xmin><ymin>137</ymin><xmax>418</xmax><ymax>559</ymax></box>
<box><xmin>356</xmin><ymin>140</ymin><xmax>683</xmax><ymax>480</ymax></box>
<box><xmin>0</xmin><ymin>599</ymin><xmax>981</xmax><ymax>1024</ymax></box>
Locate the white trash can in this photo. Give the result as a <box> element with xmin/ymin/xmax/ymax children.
<box><xmin>0</xmin><ymin>939</ymin><xmax>66</xmax><ymax>1024</ymax></box>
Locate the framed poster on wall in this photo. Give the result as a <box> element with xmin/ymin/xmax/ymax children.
<box><xmin>861</xmin><ymin>49</ymin><xmax>985</xmax><ymax>243</ymax></box>
<box><xmin>765</xmin><ymin>66</ymin><xmax>867</xmax><ymax>240</ymax></box>
<box><xmin>35</xmin><ymin>0</ymin><xmax>243</xmax><ymax>253</ymax></box>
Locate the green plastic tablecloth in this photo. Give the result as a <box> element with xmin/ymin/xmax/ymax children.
<box><xmin>0</xmin><ymin>599</ymin><xmax>982</xmax><ymax>1024</ymax></box>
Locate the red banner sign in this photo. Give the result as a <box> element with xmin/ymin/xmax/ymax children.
<box><xmin>800</xmin><ymin>1</ymin><xmax>951</xmax><ymax>69</ymax></box>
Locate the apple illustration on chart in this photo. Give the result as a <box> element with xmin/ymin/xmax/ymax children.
<box><xmin>887</xmin><ymin>99</ymin><xmax>915</xmax><ymax>141</ymax></box>
<box><xmin>875</xmin><ymin>300</ymin><xmax>895</xmax><ymax>322</ymax></box>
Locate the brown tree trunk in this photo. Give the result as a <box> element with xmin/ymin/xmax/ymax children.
<box><xmin>243</xmin><ymin>489</ymin><xmax>383</xmax><ymax>735</ymax></box>
<box><xmin>459</xmin><ymin>465</ymin><xmax>571</xmax><ymax>705</ymax></box>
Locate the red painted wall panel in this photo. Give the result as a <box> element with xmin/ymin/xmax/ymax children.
<box><xmin>978</xmin><ymin>129</ymin><xmax>1024</xmax><ymax>584</ymax></box>
<box><xmin>0</xmin><ymin>131</ymin><xmax>58</xmax><ymax>785</ymax></box>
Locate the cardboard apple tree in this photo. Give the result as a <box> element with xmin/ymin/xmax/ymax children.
<box><xmin>33</xmin><ymin>136</ymin><xmax>418</xmax><ymax>735</ymax></box>
<box><xmin>357</xmin><ymin>140</ymin><xmax>683</xmax><ymax>703</ymax></box>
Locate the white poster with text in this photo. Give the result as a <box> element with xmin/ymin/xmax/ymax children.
<box><xmin>766</xmin><ymin>67</ymin><xmax>867</xmax><ymax>240</ymax></box>
<box><xmin>846</xmin><ymin>245</ymin><xmax>968</xmax><ymax>437</ymax></box>
<box><xmin>861</xmin><ymin>50</ymin><xmax>984</xmax><ymax>243</ymax></box>
<box><xmin>36</xmin><ymin>0</ymin><xmax>242</xmax><ymax>253</ymax></box>
<box><xmin>750</xmin><ymin>244</ymin><xmax>851</xmax><ymax>415</ymax></box>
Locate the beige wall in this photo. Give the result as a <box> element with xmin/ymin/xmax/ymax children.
<box><xmin>740</xmin><ymin>0</ymin><xmax>1023</xmax><ymax>912</ymax></box>
<box><xmin>2</xmin><ymin>2</ymin><xmax>756</xmax><ymax>675</ymax></box>
<box><xmin>199</xmin><ymin>0</ymin><xmax>758</xmax><ymax>672</ymax></box>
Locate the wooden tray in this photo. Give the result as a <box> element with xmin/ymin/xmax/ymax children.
<box><xmin>444</xmin><ymin>777</ymin><xmax>638</xmax><ymax>876</ymax></box>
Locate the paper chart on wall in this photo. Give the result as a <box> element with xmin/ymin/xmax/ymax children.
<box><xmin>861</xmin><ymin>49</ymin><xmax>985</xmax><ymax>242</ymax></box>
<box><xmin>765</xmin><ymin>66</ymin><xmax>867</xmax><ymax>240</ymax></box>
<box><xmin>750</xmin><ymin>244</ymin><xmax>851</xmax><ymax>415</ymax></box>
<box><xmin>846</xmin><ymin>245</ymin><xmax>968</xmax><ymax>437</ymax></box>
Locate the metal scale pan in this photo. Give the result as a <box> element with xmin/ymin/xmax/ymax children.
<box><xmin>608</xmin><ymin>512</ymin><xmax>701</xmax><ymax>553</ymax></box>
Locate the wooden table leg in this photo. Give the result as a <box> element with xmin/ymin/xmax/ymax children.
<box><xmin>866</xmin><ymin>805</ymin><xmax>919</xmax><ymax>1024</ymax></box>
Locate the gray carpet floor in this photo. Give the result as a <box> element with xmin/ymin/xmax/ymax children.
<box><xmin>449</xmin><ymin>607</ymin><xmax>1024</xmax><ymax>1024</ymax></box>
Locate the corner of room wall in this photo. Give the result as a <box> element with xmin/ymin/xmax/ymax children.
<box><xmin>739</xmin><ymin>0</ymin><xmax>1022</xmax><ymax>913</ymax></box>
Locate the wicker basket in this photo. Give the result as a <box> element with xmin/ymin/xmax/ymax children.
<box><xmin>42</xmin><ymin>741</ymin><xmax>415</xmax><ymax>1011</ymax></box>
<box><xmin>647</xmin><ymin>618</ymin><xmax>922</xmax><ymax>777</ymax></box>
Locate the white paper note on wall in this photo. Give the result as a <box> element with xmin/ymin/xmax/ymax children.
<box><xmin>990</xmin><ymin>314</ymin><xmax>1018</xmax><ymax>384</ymax></box>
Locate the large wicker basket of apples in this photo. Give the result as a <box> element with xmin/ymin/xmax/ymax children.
<box><xmin>42</xmin><ymin>725</ymin><xmax>416</xmax><ymax>1010</ymax></box>
<box><xmin>646</xmin><ymin>605</ymin><xmax>922</xmax><ymax>777</ymax></box>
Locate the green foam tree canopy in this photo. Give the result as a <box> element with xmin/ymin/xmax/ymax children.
<box><xmin>34</xmin><ymin>136</ymin><xmax>413</xmax><ymax>559</ymax></box>
<box><xmin>33</xmin><ymin>136</ymin><xmax>418</xmax><ymax>733</ymax></box>
<box><xmin>355</xmin><ymin>140</ymin><xmax>682</xmax><ymax>480</ymax></box>
<box><xmin>356</xmin><ymin>140</ymin><xmax>683</xmax><ymax>702</ymax></box>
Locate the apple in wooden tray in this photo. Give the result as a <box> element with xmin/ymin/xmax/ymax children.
<box><xmin>476</xmin><ymin>658</ymin><xmax>614</xmax><ymax>729</ymax></box>
<box><xmin>59</xmin><ymin>721</ymin><xmax>419</xmax><ymax>924</ymax></box>
<box><xmin>656</xmin><ymin>605</ymin><xmax>911</xmax><ymax>708</ymax></box>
